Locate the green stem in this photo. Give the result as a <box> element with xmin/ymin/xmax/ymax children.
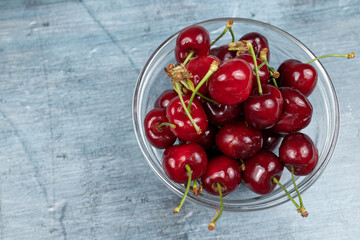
<box><xmin>272</xmin><ymin>177</ymin><xmax>300</xmax><ymax>209</ymax></box>
<box><xmin>229</xmin><ymin>27</ymin><xmax>235</xmax><ymax>43</ymax></box>
<box><xmin>272</xmin><ymin>77</ymin><xmax>278</xmax><ymax>88</ymax></box>
<box><xmin>211</xmin><ymin>29</ymin><xmax>228</xmax><ymax>47</ymax></box>
<box><xmin>306</xmin><ymin>52</ymin><xmax>355</xmax><ymax>64</ymax></box>
<box><xmin>183</xmin><ymin>50</ymin><xmax>195</xmax><ymax>66</ymax></box>
<box><xmin>173</xmin><ymin>164</ymin><xmax>192</xmax><ymax>213</ymax></box>
<box><xmin>291</xmin><ymin>166</ymin><xmax>303</xmax><ymax>207</ymax></box>
<box><xmin>173</xmin><ymin>82</ymin><xmax>201</xmax><ymax>134</ymax></box>
<box><xmin>257</xmin><ymin>61</ymin><xmax>266</xmax><ymax>69</ymax></box>
<box><xmin>247</xmin><ymin>42</ymin><xmax>262</xmax><ymax>95</ymax></box>
<box><xmin>208</xmin><ymin>182</ymin><xmax>223</xmax><ymax>230</ymax></box>
<box><xmin>158</xmin><ymin>122</ymin><xmax>176</xmax><ymax>129</ymax></box>
<box><xmin>196</xmin><ymin>92</ymin><xmax>220</xmax><ymax>106</ymax></box>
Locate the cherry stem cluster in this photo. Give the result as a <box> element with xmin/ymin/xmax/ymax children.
<box><xmin>210</xmin><ymin>19</ymin><xmax>235</xmax><ymax>47</ymax></box>
<box><xmin>174</xmin><ymin>164</ymin><xmax>192</xmax><ymax>213</ymax></box>
<box><xmin>208</xmin><ymin>182</ymin><xmax>224</xmax><ymax>230</ymax></box>
<box><xmin>306</xmin><ymin>52</ymin><xmax>355</xmax><ymax>64</ymax></box>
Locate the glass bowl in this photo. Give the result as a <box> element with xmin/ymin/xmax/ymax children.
<box><xmin>132</xmin><ymin>18</ymin><xmax>339</xmax><ymax>211</ymax></box>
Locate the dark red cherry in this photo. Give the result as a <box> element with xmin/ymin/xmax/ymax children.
<box><xmin>162</xmin><ymin>142</ymin><xmax>208</xmax><ymax>183</ymax></box>
<box><xmin>186</xmin><ymin>55</ymin><xmax>221</xmax><ymax>95</ymax></box>
<box><xmin>243</xmin><ymin>150</ymin><xmax>284</xmax><ymax>195</ymax></box>
<box><xmin>243</xmin><ymin>84</ymin><xmax>283</xmax><ymax>130</ymax></box>
<box><xmin>262</xmin><ymin>130</ymin><xmax>283</xmax><ymax>151</ymax></box>
<box><xmin>180</xmin><ymin>124</ymin><xmax>217</xmax><ymax>151</ymax></box>
<box><xmin>175</xmin><ymin>25</ymin><xmax>211</xmax><ymax>63</ymax></box>
<box><xmin>236</xmin><ymin>53</ymin><xmax>270</xmax><ymax>87</ymax></box>
<box><xmin>201</xmin><ymin>155</ymin><xmax>242</xmax><ymax>195</ymax></box>
<box><xmin>279</xmin><ymin>132</ymin><xmax>318</xmax><ymax>176</ymax></box>
<box><xmin>202</xmin><ymin>101</ymin><xmax>242</xmax><ymax>125</ymax></box>
<box><xmin>154</xmin><ymin>90</ymin><xmax>178</xmax><ymax>109</ymax></box>
<box><xmin>216</xmin><ymin>121</ymin><xmax>262</xmax><ymax>159</ymax></box>
<box><xmin>278</xmin><ymin>59</ymin><xmax>318</xmax><ymax>96</ymax></box>
<box><xmin>208</xmin><ymin>59</ymin><xmax>253</xmax><ymax>106</ymax></box>
<box><xmin>271</xmin><ymin>87</ymin><xmax>313</xmax><ymax>133</ymax></box>
<box><xmin>209</xmin><ymin>45</ymin><xmax>236</xmax><ymax>61</ymax></box>
<box><xmin>166</xmin><ymin>95</ymin><xmax>208</xmax><ymax>141</ymax></box>
<box><xmin>240</xmin><ymin>32</ymin><xmax>270</xmax><ymax>61</ymax></box>
<box><xmin>144</xmin><ymin>108</ymin><xmax>176</xmax><ymax>149</ymax></box>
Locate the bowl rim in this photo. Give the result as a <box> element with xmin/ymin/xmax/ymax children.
<box><xmin>132</xmin><ymin>17</ymin><xmax>340</xmax><ymax>211</ymax></box>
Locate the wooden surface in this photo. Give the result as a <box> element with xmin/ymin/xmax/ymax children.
<box><xmin>0</xmin><ymin>0</ymin><xmax>360</xmax><ymax>239</ymax></box>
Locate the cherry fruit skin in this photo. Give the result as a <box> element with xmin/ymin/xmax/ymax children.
<box><xmin>154</xmin><ymin>90</ymin><xmax>178</xmax><ymax>109</ymax></box>
<box><xmin>278</xmin><ymin>59</ymin><xmax>318</xmax><ymax>96</ymax></box>
<box><xmin>271</xmin><ymin>87</ymin><xmax>313</xmax><ymax>133</ymax></box>
<box><xmin>262</xmin><ymin>130</ymin><xmax>282</xmax><ymax>151</ymax></box>
<box><xmin>202</xmin><ymin>101</ymin><xmax>242</xmax><ymax>125</ymax></box>
<box><xmin>144</xmin><ymin>108</ymin><xmax>176</xmax><ymax>149</ymax></box>
<box><xmin>279</xmin><ymin>132</ymin><xmax>318</xmax><ymax>176</ymax></box>
<box><xmin>243</xmin><ymin>150</ymin><xmax>284</xmax><ymax>195</ymax></box>
<box><xmin>240</xmin><ymin>32</ymin><xmax>270</xmax><ymax>61</ymax></box>
<box><xmin>236</xmin><ymin>53</ymin><xmax>270</xmax><ymax>87</ymax></box>
<box><xmin>166</xmin><ymin>95</ymin><xmax>208</xmax><ymax>141</ymax></box>
<box><xmin>180</xmin><ymin>124</ymin><xmax>217</xmax><ymax>151</ymax></box>
<box><xmin>175</xmin><ymin>25</ymin><xmax>211</xmax><ymax>63</ymax></box>
<box><xmin>201</xmin><ymin>155</ymin><xmax>242</xmax><ymax>195</ymax></box>
<box><xmin>186</xmin><ymin>55</ymin><xmax>221</xmax><ymax>95</ymax></box>
<box><xmin>208</xmin><ymin>59</ymin><xmax>253</xmax><ymax>106</ymax></box>
<box><xmin>216</xmin><ymin>121</ymin><xmax>262</xmax><ymax>159</ymax></box>
<box><xmin>209</xmin><ymin>45</ymin><xmax>236</xmax><ymax>61</ymax></box>
<box><xmin>162</xmin><ymin>143</ymin><xmax>208</xmax><ymax>183</ymax></box>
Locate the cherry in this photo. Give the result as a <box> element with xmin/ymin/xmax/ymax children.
<box><xmin>201</xmin><ymin>155</ymin><xmax>242</xmax><ymax>230</ymax></box>
<box><xmin>202</xmin><ymin>101</ymin><xmax>242</xmax><ymax>125</ymax></box>
<box><xmin>279</xmin><ymin>132</ymin><xmax>318</xmax><ymax>176</ymax></box>
<box><xmin>262</xmin><ymin>129</ymin><xmax>282</xmax><ymax>151</ymax></box>
<box><xmin>236</xmin><ymin>53</ymin><xmax>270</xmax><ymax>87</ymax></box>
<box><xmin>271</xmin><ymin>87</ymin><xmax>313</xmax><ymax>133</ymax></box>
<box><xmin>243</xmin><ymin>84</ymin><xmax>283</xmax><ymax>130</ymax></box>
<box><xmin>175</xmin><ymin>25</ymin><xmax>210</xmax><ymax>63</ymax></box>
<box><xmin>144</xmin><ymin>108</ymin><xmax>176</xmax><ymax>149</ymax></box>
<box><xmin>154</xmin><ymin>90</ymin><xmax>178</xmax><ymax>109</ymax></box>
<box><xmin>210</xmin><ymin>45</ymin><xmax>236</xmax><ymax>61</ymax></box>
<box><xmin>180</xmin><ymin>124</ymin><xmax>217</xmax><ymax>151</ymax></box>
<box><xmin>243</xmin><ymin>150</ymin><xmax>284</xmax><ymax>195</ymax></box>
<box><xmin>186</xmin><ymin>55</ymin><xmax>221</xmax><ymax>95</ymax></box>
<box><xmin>277</xmin><ymin>59</ymin><xmax>317</xmax><ymax>96</ymax></box>
<box><xmin>240</xmin><ymin>32</ymin><xmax>270</xmax><ymax>61</ymax></box>
<box><xmin>216</xmin><ymin>121</ymin><xmax>262</xmax><ymax>159</ymax></box>
<box><xmin>162</xmin><ymin>142</ymin><xmax>208</xmax><ymax>213</ymax></box>
<box><xmin>208</xmin><ymin>58</ymin><xmax>253</xmax><ymax>106</ymax></box>
<box><xmin>166</xmin><ymin>95</ymin><xmax>208</xmax><ymax>141</ymax></box>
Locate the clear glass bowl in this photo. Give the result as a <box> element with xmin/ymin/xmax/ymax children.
<box><xmin>132</xmin><ymin>18</ymin><xmax>339</xmax><ymax>211</ymax></box>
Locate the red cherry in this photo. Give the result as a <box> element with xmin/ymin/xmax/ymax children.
<box><xmin>236</xmin><ymin>53</ymin><xmax>270</xmax><ymax>87</ymax></box>
<box><xmin>186</xmin><ymin>55</ymin><xmax>221</xmax><ymax>95</ymax></box>
<box><xmin>154</xmin><ymin>90</ymin><xmax>178</xmax><ymax>109</ymax></box>
<box><xmin>240</xmin><ymin>32</ymin><xmax>270</xmax><ymax>61</ymax></box>
<box><xmin>166</xmin><ymin>95</ymin><xmax>208</xmax><ymax>141</ymax></box>
<box><xmin>278</xmin><ymin>59</ymin><xmax>318</xmax><ymax>96</ymax></box>
<box><xmin>162</xmin><ymin>142</ymin><xmax>208</xmax><ymax>183</ymax></box>
<box><xmin>216</xmin><ymin>121</ymin><xmax>262</xmax><ymax>159</ymax></box>
<box><xmin>208</xmin><ymin>59</ymin><xmax>253</xmax><ymax>106</ymax></box>
<box><xmin>144</xmin><ymin>108</ymin><xmax>176</xmax><ymax>149</ymax></box>
<box><xmin>179</xmin><ymin>124</ymin><xmax>217</xmax><ymax>151</ymax></box>
<box><xmin>262</xmin><ymin>130</ymin><xmax>283</xmax><ymax>151</ymax></box>
<box><xmin>271</xmin><ymin>87</ymin><xmax>313</xmax><ymax>133</ymax></box>
<box><xmin>279</xmin><ymin>132</ymin><xmax>318</xmax><ymax>176</ymax></box>
<box><xmin>209</xmin><ymin>45</ymin><xmax>236</xmax><ymax>61</ymax></box>
<box><xmin>201</xmin><ymin>155</ymin><xmax>242</xmax><ymax>195</ymax></box>
<box><xmin>243</xmin><ymin>84</ymin><xmax>283</xmax><ymax>130</ymax></box>
<box><xmin>202</xmin><ymin>101</ymin><xmax>242</xmax><ymax>125</ymax></box>
<box><xmin>243</xmin><ymin>150</ymin><xmax>284</xmax><ymax>195</ymax></box>
<box><xmin>175</xmin><ymin>25</ymin><xmax>210</xmax><ymax>63</ymax></box>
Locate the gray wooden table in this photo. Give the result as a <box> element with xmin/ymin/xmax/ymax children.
<box><xmin>1</xmin><ymin>0</ymin><xmax>359</xmax><ymax>239</ymax></box>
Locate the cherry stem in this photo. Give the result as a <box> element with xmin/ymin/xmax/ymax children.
<box><xmin>210</xmin><ymin>19</ymin><xmax>234</xmax><ymax>46</ymax></box>
<box><xmin>208</xmin><ymin>182</ymin><xmax>224</xmax><ymax>231</ymax></box>
<box><xmin>271</xmin><ymin>77</ymin><xmax>279</xmax><ymax>88</ymax></box>
<box><xmin>247</xmin><ymin>42</ymin><xmax>262</xmax><ymax>95</ymax></box>
<box><xmin>272</xmin><ymin>177</ymin><xmax>300</xmax><ymax>209</ymax></box>
<box><xmin>173</xmin><ymin>82</ymin><xmax>201</xmax><ymax>134</ymax></box>
<box><xmin>229</xmin><ymin>27</ymin><xmax>235</xmax><ymax>43</ymax></box>
<box><xmin>196</xmin><ymin>92</ymin><xmax>220</xmax><ymax>106</ymax></box>
<box><xmin>193</xmin><ymin>179</ymin><xmax>199</xmax><ymax>196</ymax></box>
<box><xmin>173</xmin><ymin>164</ymin><xmax>192</xmax><ymax>213</ymax></box>
<box><xmin>187</xmin><ymin>61</ymin><xmax>219</xmax><ymax>112</ymax></box>
<box><xmin>306</xmin><ymin>52</ymin><xmax>355</xmax><ymax>64</ymax></box>
<box><xmin>158</xmin><ymin>122</ymin><xmax>176</xmax><ymax>129</ymax></box>
<box><xmin>183</xmin><ymin>50</ymin><xmax>195</xmax><ymax>66</ymax></box>
<box><xmin>291</xmin><ymin>166</ymin><xmax>303</xmax><ymax>207</ymax></box>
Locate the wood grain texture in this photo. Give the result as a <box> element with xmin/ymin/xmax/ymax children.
<box><xmin>0</xmin><ymin>0</ymin><xmax>359</xmax><ymax>239</ymax></box>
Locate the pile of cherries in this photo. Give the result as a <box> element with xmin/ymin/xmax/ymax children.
<box><xmin>144</xmin><ymin>20</ymin><xmax>354</xmax><ymax>230</ymax></box>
